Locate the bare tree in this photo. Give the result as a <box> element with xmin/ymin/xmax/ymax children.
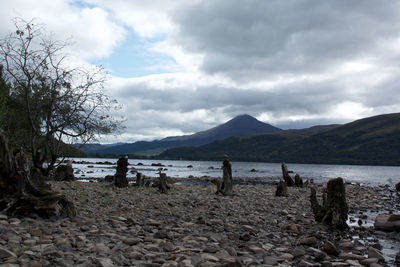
<box><xmin>0</xmin><ymin>18</ymin><xmax>123</xmax><ymax>174</ymax></box>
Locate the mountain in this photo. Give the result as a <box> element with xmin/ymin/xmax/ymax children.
<box><xmin>159</xmin><ymin>113</ymin><xmax>400</xmax><ymax>166</ymax></box>
<box><xmin>83</xmin><ymin>114</ymin><xmax>282</xmax><ymax>156</ymax></box>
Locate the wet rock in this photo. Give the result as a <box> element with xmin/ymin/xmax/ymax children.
<box><xmin>322</xmin><ymin>241</ymin><xmax>339</xmax><ymax>256</ymax></box>
<box><xmin>374</xmin><ymin>213</ymin><xmax>400</xmax><ymax>231</ymax></box>
<box><xmin>299</xmin><ymin>236</ymin><xmax>317</xmax><ymax>246</ymax></box>
<box><xmin>0</xmin><ymin>247</ymin><xmax>17</xmax><ymax>258</ymax></box>
<box><xmin>367</xmin><ymin>247</ymin><xmax>385</xmax><ymax>262</ymax></box>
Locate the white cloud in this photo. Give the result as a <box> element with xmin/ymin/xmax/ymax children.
<box><xmin>0</xmin><ymin>0</ymin><xmax>126</xmax><ymax>60</ymax></box>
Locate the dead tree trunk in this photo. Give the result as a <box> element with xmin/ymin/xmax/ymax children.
<box><xmin>0</xmin><ymin>133</ymin><xmax>75</xmax><ymax>218</ymax></box>
<box><xmin>221</xmin><ymin>155</ymin><xmax>234</xmax><ymax>196</ymax></box>
<box><xmin>294</xmin><ymin>173</ymin><xmax>303</xmax><ymax>187</ymax></box>
<box><xmin>114</xmin><ymin>156</ymin><xmax>129</xmax><ymax>188</ymax></box>
<box><xmin>281</xmin><ymin>163</ymin><xmax>294</xmax><ymax>186</ymax></box>
<box><xmin>136</xmin><ymin>172</ymin><xmax>144</xmax><ymax>187</ymax></box>
<box><xmin>275</xmin><ymin>180</ymin><xmax>288</xmax><ymax>197</ymax></box>
<box><xmin>310</xmin><ymin>177</ymin><xmax>349</xmax><ymax>230</ymax></box>
<box><xmin>159</xmin><ymin>172</ymin><xmax>170</xmax><ymax>194</ymax></box>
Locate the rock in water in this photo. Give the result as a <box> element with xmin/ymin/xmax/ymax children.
<box><xmin>275</xmin><ymin>180</ymin><xmax>288</xmax><ymax>197</ymax></box>
<box><xmin>374</xmin><ymin>214</ymin><xmax>400</xmax><ymax>231</ymax></box>
<box><xmin>114</xmin><ymin>156</ymin><xmax>128</xmax><ymax>188</ymax></box>
<box><xmin>294</xmin><ymin>173</ymin><xmax>303</xmax><ymax>187</ymax></box>
<box><xmin>54</xmin><ymin>162</ymin><xmax>75</xmax><ymax>181</ymax></box>
<box><xmin>281</xmin><ymin>163</ymin><xmax>294</xmax><ymax>186</ymax></box>
<box><xmin>310</xmin><ymin>177</ymin><xmax>348</xmax><ymax>230</ymax></box>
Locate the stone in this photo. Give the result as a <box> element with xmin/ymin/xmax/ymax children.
<box><xmin>374</xmin><ymin>213</ymin><xmax>400</xmax><ymax>231</ymax></box>
<box><xmin>0</xmin><ymin>247</ymin><xmax>17</xmax><ymax>258</ymax></box>
<box><xmin>396</xmin><ymin>181</ymin><xmax>400</xmax><ymax>192</ymax></box>
<box><xmin>339</xmin><ymin>253</ymin><xmax>366</xmax><ymax>261</ymax></box>
<box><xmin>360</xmin><ymin>258</ymin><xmax>379</xmax><ymax>266</ymax></box>
<box><xmin>322</xmin><ymin>241</ymin><xmax>339</xmax><ymax>256</ymax></box>
<box><xmin>368</xmin><ymin>247</ymin><xmax>385</xmax><ymax>262</ymax></box>
<box><xmin>263</xmin><ymin>256</ymin><xmax>279</xmax><ymax>265</ymax></box>
<box><xmin>299</xmin><ymin>236</ymin><xmax>317</xmax><ymax>246</ymax></box>
<box><xmin>95</xmin><ymin>257</ymin><xmax>115</xmax><ymax>267</ymax></box>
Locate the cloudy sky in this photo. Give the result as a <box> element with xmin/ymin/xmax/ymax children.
<box><xmin>1</xmin><ymin>0</ymin><xmax>400</xmax><ymax>143</ymax></box>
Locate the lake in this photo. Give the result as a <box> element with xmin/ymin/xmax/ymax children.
<box><xmin>71</xmin><ymin>158</ymin><xmax>400</xmax><ymax>186</ymax></box>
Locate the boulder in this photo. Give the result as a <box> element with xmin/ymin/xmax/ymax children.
<box><xmin>374</xmin><ymin>214</ymin><xmax>400</xmax><ymax>231</ymax></box>
<box><xmin>396</xmin><ymin>181</ymin><xmax>400</xmax><ymax>192</ymax></box>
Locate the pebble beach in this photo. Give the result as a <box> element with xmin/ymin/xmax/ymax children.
<box><xmin>0</xmin><ymin>180</ymin><xmax>399</xmax><ymax>267</ymax></box>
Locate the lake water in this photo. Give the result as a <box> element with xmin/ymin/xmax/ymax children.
<box><xmin>71</xmin><ymin>158</ymin><xmax>400</xmax><ymax>186</ymax></box>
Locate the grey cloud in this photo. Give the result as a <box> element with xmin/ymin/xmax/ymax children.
<box><xmin>173</xmin><ymin>0</ymin><xmax>400</xmax><ymax>79</ymax></box>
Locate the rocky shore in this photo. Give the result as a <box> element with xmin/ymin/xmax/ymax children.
<box><xmin>0</xmin><ymin>181</ymin><xmax>399</xmax><ymax>266</ymax></box>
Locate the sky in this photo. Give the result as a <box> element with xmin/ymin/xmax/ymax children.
<box><xmin>1</xmin><ymin>0</ymin><xmax>400</xmax><ymax>143</ymax></box>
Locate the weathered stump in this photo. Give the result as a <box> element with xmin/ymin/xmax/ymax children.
<box><xmin>0</xmin><ymin>133</ymin><xmax>75</xmax><ymax>218</ymax></box>
<box><xmin>159</xmin><ymin>172</ymin><xmax>170</xmax><ymax>194</ymax></box>
<box><xmin>294</xmin><ymin>173</ymin><xmax>303</xmax><ymax>187</ymax></box>
<box><xmin>310</xmin><ymin>177</ymin><xmax>348</xmax><ymax>230</ymax></box>
<box><xmin>136</xmin><ymin>172</ymin><xmax>144</xmax><ymax>187</ymax></box>
<box><xmin>281</xmin><ymin>163</ymin><xmax>294</xmax><ymax>186</ymax></box>
<box><xmin>54</xmin><ymin>162</ymin><xmax>75</xmax><ymax>181</ymax></box>
<box><xmin>275</xmin><ymin>180</ymin><xmax>288</xmax><ymax>197</ymax></box>
<box><xmin>114</xmin><ymin>156</ymin><xmax>128</xmax><ymax>188</ymax></box>
<box><xmin>220</xmin><ymin>155</ymin><xmax>234</xmax><ymax>196</ymax></box>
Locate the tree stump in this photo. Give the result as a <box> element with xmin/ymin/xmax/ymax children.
<box><xmin>159</xmin><ymin>172</ymin><xmax>170</xmax><ymax>194</ymax></box>
<box><xmin>136</xmin><ymin>172</ymin><xmax>144</xmax><ymax>187</ymax></box>
<box><xmin>310</xmin><ymin>177</ymin><xmax>349</xmax><ymax>230</ymax></box>
<box><xmin>275</xmin><ymin>180</ymin><xmax>288</xmax><ymax>197</ymax></box>
<box><xmin>54</xmin><ymin>162</ymin><xmax>75</xmax><ymax>181</ymax></box>
<box><xmin>0</xmin><ymin>133</ymin><xmax>75</xmax><ymax>218</ymax></box>
<box><xmin>114</xmin><ymin>156</ymin><xmax>128</xmax><ymax>188</ymax></box>
<box><xmin>281</xmin><ymin>163</ymin><xmax>294</xmax><ymax>186</ymax></box>
<box><xmin>294</xmin><ymin>173</ymin><xmax>303</xmax><ymax>187</ymax></box>
<box><xmin>220</xmin><ymin>155</ymin><xmax>234</xmax><ymax>196</ymax></box>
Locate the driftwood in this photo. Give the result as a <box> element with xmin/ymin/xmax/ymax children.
<box><xmin>114</xmin><ymin>156</ymin><xmax>128</xmax><ymax>188</ymax></box>
<box><xmin>281</xmin><ymin>163</ymin><xmax>294</xmax><ymax>186</ymax></box>
<box><xmin>0</xmin><ymin>133</ymin><xmax>75</xmax><ymax>218</ymax></box>
<box><xmin>158</xmin><ymin>172</ymin><xmax>170</xmax><ymax>194</ymax></box>
<box><xmin>310</xmin><ymin>177</ymin><xmax>349</xmax><ymax>230</ymax></box>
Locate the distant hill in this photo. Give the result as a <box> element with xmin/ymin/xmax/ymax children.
<box><xmin>82</xmin><ymin>114</ymin><xmax>283</xmax><ymax>156</ymax></box>
<box><xmin>283</xmin><ymin>124</ymin><xmax>340</xmax><ymax>137</ymax></box>
<box><xmin>159</xmin><ymin>113</ymin><xmax>400</xmax><ymax>166</ymax></box>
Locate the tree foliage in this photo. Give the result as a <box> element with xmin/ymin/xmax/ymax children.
<box><xmin>0</xmin><ymin>18</ymin><xmax>123</xmax><ymax>173</ymax></box>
